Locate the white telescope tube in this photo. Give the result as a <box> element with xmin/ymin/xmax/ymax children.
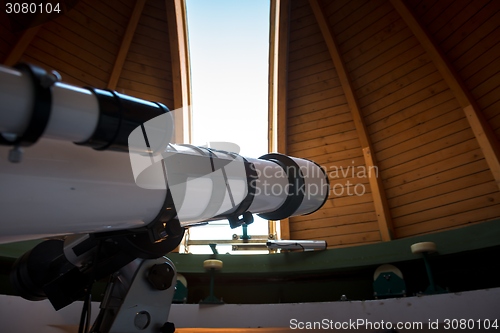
<box><xmin>0</xmin><ymin>63</ymin><xmax>329</xmax><ymax>244</ymax></box>
<box><xmin>0</xmin><ymin>65</ymin><xmax>99</xmax><ymax>142</ymax></box>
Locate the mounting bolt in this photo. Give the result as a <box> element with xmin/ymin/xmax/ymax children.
<box><xmin>134</xmin><ymin>311</ymin><xmax>151</xmax><ymax>330</ymax></box>
<box><xmin>8</xmin><ymin>146</ymin><xmax>23</xmax><ymax>163</ymax></box>
<box><xmin>148</xmin><ymin>263</ymin><xmax>175</xmax><ymax>290</ymax></box>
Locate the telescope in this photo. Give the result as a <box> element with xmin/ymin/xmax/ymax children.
<box><xmin>0</xmin><ymin>63</ymin><xmax>329</xmax><ymax>332</ymax></box>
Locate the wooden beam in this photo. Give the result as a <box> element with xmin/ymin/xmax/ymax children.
<box><xmin>268</xmin><ymin>0</ymin><xmax>291</xmax><ymax>240</ymax></box>
<box><xmin>3</xmin><ymin>26</ymin><xmax>41</xmax><ymax>66</ymax></box>
<box><xmin>309</xmin><ymin>0</ymin><xmax>394</xmax><ymax>241</ymax></box>
<box><xmin>107</xmin><ymin>0</ymin><xmax>146</xmax><ymax>90</ymax></box>
<box><xmin>166</xmin><ymin>0</ymin><xmax>192</xmax><ymax>144</ymax></box>
<box><xmin>390</xmin><ymin>0</ymin><xmax>500</xmax><ymax>190</ymax></box>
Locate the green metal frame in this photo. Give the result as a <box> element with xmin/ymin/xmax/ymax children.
<box><xmin>1</xmin><ymin>219</ymin><xmax>499</xmax><ymax>276</ymax></box>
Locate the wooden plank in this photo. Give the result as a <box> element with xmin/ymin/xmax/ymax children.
<box><xmin>30</xmin><ymin>37</ymin><xmax>109</xmax><ymax>82</ymax></box>
<box><xmin>20</xmin><ymin>54</ymin><xmax>86</xmax><ymax>87</ymax></box>
<box><xmin>370</xmin><ymin>98</ymin><xmax>458</xmax><ymax>144</ymax></box>
<box><xmin>393</xmin><ymin>189</ymin><xmax>500</xmax><ymax>229</ymax></box>
<box><xmin>290</xmin><ymin>13</ymin><xmax>317</xmax><ymax>33</ymax></box>
<box><xmin>3</xmin><ymin>26</ymin><xmax>41</xmax><ymax>66</ymax></box>
<box><xmin>23</xmin><ymin>44</ymin><xmax>105</xmax><ymax>87</ymax></box>
<box><xmin>345</xmin><ymin>24</ymin><xmax>414</xmax><ymax>73</ymax></box>
<box><xmin>116</xmin><ymin>77</ymin><xmax>171</xmax><ymax>97</ymax></box>
<box><xmin>288</xmin><ymin>50</ymin><xmax>331</xmax><ymax>74</ymax></box>
<box><xmin>119</xmin><ymin>69</ymin><xmax>173</xmax><ymax>91</ymax></box>
<box><xmin>432</xmin><ymin>0</ymin><xmax>486</xmax><ymax>45</ymax></box>
<box><xmin>454</xmin><ymin>27</ymin><xmax>500</xmax><ymax>72</ymax></box>
<box><xmin>330</xmin><ymin>0</ymin><xmax>379</xmax><ymax>37</ymax></box>
<box><xmin>166</xmin><ymin>0</ymin><xmax>193</xmax><ymax>143</ymax></box>
<box><xmin>290</xmin><ymin>212</ymin><xmax>377</xmax><ymax>231</ymax></box>
<box><xmin>289</xmin><ymin>134</ymin><xmax>360</xmax><ymax>157</ymax></box>
<box><xmin>288</xmin><ymin>85</ymin><xmax>344</xmax><ymax>110</ymax></box>
<box><xmin>383</xmin><ymin>147</ymin><xmax>484</xmax><ymax>190</ymax></box>
<box><xmin>288</xmin><ymin>40</ymin><xmax>328</xmax><ymax>64</ymax></box>
<box><xmin>122</xmin><ymin>60</ymin><xmax>171</xmax><ymax>80</ymax></box>
<box><xmin>294</xmin><ymin>221</ymin><xmax>379</xmax><ymax>239</ymax></box>
<box><xmin>310</xmin><ymin>0</ymin><xmax>394</xmax><ymax>240</ymax></box>
<box><xmin>460</xmin><ymin>41</ymin><xmax>500</xmax><ymax>81</ymax></box>
<box><xmin>288</xmin><ymin>77</ymin><xmax>341</xmax><ymax>101</ymax></box>
<box><xmin>288</xmin><ymin>104</ymin><xmax>349</xmax><ymax>127</ymax></box>
<box><xmin>350</xmin><ymin>36</ymin><xmax>419</xmax><ymax>82</ymax></box>
<box><xmin>365</xmin><ymin>80</ymin><xmax>450</xmax><ymax>125</ymax></box>
<box><xmin>354</xmin><ymin>44</ymin><xmax>425</xmax><ymax>91</ymax></box>
<box><xmin>415</xmin><ymin>0</ymin><xmax>452</xmax><ymax>27</ymax></box>
<box><xmin>391</xmin><ymin>0</ymin><xmax>500</xmax><ymax>190</ymax></box>
<box><xmin>337</xmin><ymin>5</ymin><xmax>396</xmax><ymax>52</ymax></box>
<box><xmin>471</xmin><ymin>71</ymin><xmax>500</xmax><ymax>100</ymax></box>
<box><xmin>466</xmin><ymin>60</ymin><xmax>500</xmax><ymax>94</ymax></box>
<box><xmin>36</xmin><ymin>28</ymin><xmax>112</xmax><ymax>73</ymax></box>
<box><xmin>288</xmin><ymin>30</ymin><xmax>325</xmax><ymax>53</ymax></box>
<box><xmin>288</xmin><ymin>69</ymin><xmax>340</xmax><ymax>92</ymax></box>
<box><xmin>288</xmin><ymin>55</ymin><xmax>336</xmax><ymax>82</ymax></box>
<box><xmin>289</xmin><ymin>18</ymin><xmax>322</xmax><ymax>42</ymax></box>
<box><xmin>392</xmin><ymin>181</ymin><xmax>498</xmax><ymax>219</ymax></box>
<box><xmin>390</xmin><ymin>169</ymin><xmax>494</xmax><ymax>209</ymax></box>
<box><xmin>342</xmin><ymin>14</ymin><xmax>407</xmax><ymax>62</ymax></box>
<box><xmin>382</xmin><ymin>133</ymin><xmax>479</xmax><ymax>180</ymax></box>
<box><xmin>54</xmin><ymin>14</ymin><xmax>121</xmax><ymax>53</ymax></box>
<box><xmin>125</xmin><ymin>50</ymin><xmax>171</xmax><ymax>71</ymax></box>
<box><xmin>288</xmin><ymin>111</ymin><xmax>352</xmax><ymax>136</ymax></box>
<box><xmin>425</xmin><ymin>0</ymin><xmax>468</xmax><ymax>37</ymax></box>
<box><xmin>297</xmin><ymin>146</ymin><xmax>363</xmax><ymax>165</ymax></box>
<box><xmin>484</xmin><ymin>99</ymin><xmax>500</xmax><ymax>120</ymax></box>
<box><xmin>441</xmin><ymin>5</ymin><xmax>499</xmax><ymax>60</ymax></box>
<box><xmin>287</xmin><ymin>95</ymin><xmax>347</xmax><ymax>118</ymax></box>
<box><xmin>291</xmin><ymin>202</ymin><xmax>375</xmax><ymax>222</ymax></box>
<box><xmin>288</xmin><ymin>136</ymin><xmax>360</xmax><ymax>157</ymax></box>
<box><xmin>368</xmin><ymin>90</ymin><xmax>459</xmax><ymax>139</ymax></box>
<box><xmin>395</xmin><ymin>203</ymin><xmax>500</xmax><ymax>238</ymax></box>
<box><xmin>42</xmin><ymin>21</ymin><xmax>117</xmax><ymax>64</ymax></box>
<box><xmin>375</xmin><ymin>109</ymin><xmax>468</xmax><ymax>159</ymax></box>
<box><xmin>357</xmin><ymin>61</ymin><xmax>437</xmax><ymax>109</ymax></box>
<box><xmin>387</xmin><ymin>159</ymin><xmax>490</xmax><ymax>199</ymax></box>
<box><xmin>65</xmin><ymin>4</ymin><xmax>125</xmax><ymax>45</ymax></box>
<box><xmin>321</xmin><ymin>231</ymin><xmax>381</xmax><ymax>247</ymax></box>
<box><xmin>108</xmin><ymin>0</ymin><xmax>146</xmax><ymax>90</ymax></box>
<box><xmin>288</xmin><ymin>121</ymin><xmax>356</xmax><ymax>144</ymax></box>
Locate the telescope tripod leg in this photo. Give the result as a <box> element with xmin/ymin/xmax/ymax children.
<box><xmin>92</xmin><ymin>257</ymin><xmax>177</xmax><ymax>333</ymax></box>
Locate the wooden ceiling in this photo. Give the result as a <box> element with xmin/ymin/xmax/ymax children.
<box><xmin>270</xmin><ymin>0</ymin><xmax>500</xmax><ymax>247</ymax></box>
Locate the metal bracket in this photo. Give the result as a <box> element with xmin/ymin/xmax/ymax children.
<box><xmin>93</xmin><ymin>257</ymin><xmax>177</xmax><ymax>333</ymax></box>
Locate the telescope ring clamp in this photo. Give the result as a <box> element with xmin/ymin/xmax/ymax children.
<box><xmin>0</xmin><ymin>63</ymin><xmax>60</xmax><ymax>163</ymax></box>
<box><xmin>204</xmin><ymin>148</ymin><xmax>258</xmax><ymax>229</ymax></box>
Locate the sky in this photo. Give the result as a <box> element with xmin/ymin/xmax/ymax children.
<box><xmin>186</xmin><ymin>0</ymin><xmax>270</xmax><ymax>157</ymax></box>
<box><xmin>184</xmin><ymin>0</ymin><xmax>271</xmax><ymax>253</ymax></box>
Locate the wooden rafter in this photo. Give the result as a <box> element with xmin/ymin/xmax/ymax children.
<box><xmin>4</xmin><ymin>26</ymin><xmax>41</xmax><ymax>66</ymax></box>
<box><xmin>269</xmin><ymin>0</ymin><xmax>291</xmax><ymax>240</ymax></box>
<box><xmin>107</xmin><ymin>0</ymin><xmax>146</xmax><ymax>90</ymax></box>
<box><xmin>390</xmin><ymin>0</ymin><xmax>500</xmax><ymax>190</ymax></box>
<box><xmin>166</xmin><ymin>0</ymin><xmax>192</xmax><ymax>144</ymax></box>
<box><xmin>309</xmin><ymin>0</ymin><xmax>394</xmax><ymax>241</ymax></box>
